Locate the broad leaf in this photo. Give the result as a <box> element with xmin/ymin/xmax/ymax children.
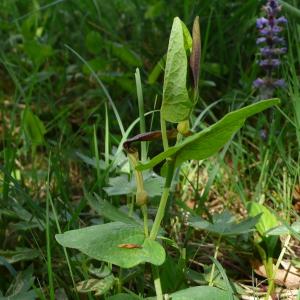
<box><xmin>248</xmin><ymin>202</ymin><xmax>279</xmax><ymax>256</ymax></box>
<box><xmin>136</xmin><ymin>99</ymin><xmax>279</xmax><ymax>171</ymax></box>
<box><xmin>161</xmin><ymin>17</ymin><xmax>192</xmax><ymax>123</ymax></box>
<box><xmin>56</xmin><ymin>222</ymin><xmax>165</xmax><ymax>268</ymax></box>
<box><xmin>108</xmin><ymin>294</ymin><xmax>142</xmax><ymax>300</ymax></box>
<box><xmin>103</xmin><ymin>173</ymin><xmax>164</xmax><ymax>198</ymax></box>
<box><xmin>189</xmin><ymin>211</ymin><xmax>261</xmax><ymax>236</ymax></box>
<box><xmin>88</xmin><ymin>194</ymin><xmax>142</xmax><ymax>225</ymax></box>
<box><xmin>248</xmin><ymin>203</ymin><xmax>278</xmax><ymax>236</ymax></box>
<box><xmin>170</xmin><ymin>286</ymin><xmax>235</xmax><ymax>300</ymax></box>
<box><xmin>266</xmin><ymin>222</ymin><xmax>300</xmax><ymax>236</ymax></box>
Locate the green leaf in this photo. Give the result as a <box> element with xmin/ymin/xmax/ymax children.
<box><xmin>76</xmin><ymin>275</ymin><xmax>114</xmax><ymax>296</ymax></box>
<box><xmin>189</xmin><ymin>211</ymin><xmax>261</xmax><ymax>236</ymax></box>
<box><xmin>181</xmin><ymin>21</ymin><xmax>193</xmax><ymax>52</ymax></box>
<box><xmin>209</xmin><ymin>257</ymin><xmax>235</xmax><ymax>300</ymax></box>
<box><xmin>266</xmin><ymin>222</ymin><xmax>300</xmax><ymax>236</ymax></box>
<box><xmin>170</xmin><ymin>286</ymin><xmax>235</xmax><ymax>300</ymax></box>
<box><xmin>160</xmin><ymin>255</ymin><xmax>186</xmax><ymax>293</ymax></box>
<box><xmin>136</xmin><ymin>99</ymin><xmax>279</xmax><ymax>171</ymax></box>
<box><xmin>85</xmin><ymin>31</ymin><xmax>103</xmax><ymax>54</ymax></box>
<box><xmin>22</xmin><ymin>108</ymin><xmax>46</xmax><ymax>146</ymax></box>
<box><xmin>87</xmin><ymin>194</ymin><xmax>142</xmax><ymax>226</ymax></box>
<box><xmin>55</xmin><ymin>222</ymin><xmax>165</xmax><ymax>268</ymax></box>
<box><xmin>0</xmin><ymin>248</ymin><xmax>39</xmax><ymax>265</ymax></box>
<box><xmin>248</xmin><ymin>203</ymin><xmax>278</xmax><ymax>237</ymax></box>
<box><xmin>110</xmin><ymin>42</ymin><xmax>142</xmax><ymax>67</ymax></box>
<box><xmin>108</xmin><ymin>294</ymin><xmax>142</xmax><ymax>300</ymax></box>
<box><xmin>2</xmin><ymin>266</ymin><xmax>37</xmax><ymax>300</ymax></box>
<box><xmin>82</xmin><ymin>58</ymin><xmax>107</xmax><ymax>74</ymax></box>
<box><xmin>76</xmin><ymin>151</ymin><xmax>106</xmax><ymax>169</ymax></box>
<box><xmin>148</xmin><ymin>56</ymin><xmax>165</xmax><ymax>84</ymax></box>
<box><xmin>248</xmin><ymin>202</ymin><xmax>279</xmax><ymax>256</ymax></box>
<box><xmin>103</xmin><ymin>174</ymin><xmax>164</xmax><ymax>198</ymax></box>
<box><xmin>161</xmin><ymin>17</ymin><xmax>192</xmax><ymax>123</ymax></box>
<box><xmin>23</xmin><ymin>40</ymin><xmax>53</xmax><ymax>66</ymax></box>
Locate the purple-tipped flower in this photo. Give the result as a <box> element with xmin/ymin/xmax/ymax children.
<box><xmin>253</xmin><ymin>0</ymin><xmax>287</xmax><ymax>98</ymax></box>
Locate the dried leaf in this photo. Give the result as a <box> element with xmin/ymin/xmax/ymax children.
<box><xmin>251</xmin><ymin>259</ymin><xmax>300</xmax><ymax>289</ymax></box>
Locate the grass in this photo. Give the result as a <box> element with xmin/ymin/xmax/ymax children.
<box><xmin>1</xmin><ymin>0</ymin><xmax>300</xmax><ymax>299</ymax></box>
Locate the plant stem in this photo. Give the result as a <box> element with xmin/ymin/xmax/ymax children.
<box><xmin>141</xmin><ymin>204</ymin><xmax>149</xmax><ymax>237</ymax></box>
<box><xmin>150</xmin><ymin>159</ymin><xmax>175</xmax><ymax>240</ymax></box>
<box><xmin>152</xmin><ymin>265</ymin><xmax>163</xmax><ymax>300</ymax></box>
<box><xmin>209</xmin><ymin>235</ymin><xmax>222</xmax><ymax>286</ymax></box>
<box><xmin>135</xmin><ymin>68</ymin><xmax>147</xmax><ymax>162</ymax></box>
<box><xmin>150</xmin><ymin>116</ymin><xmax>174</xmax><ymax>299</ymax></box>
<box><xmin>117</xmin><ymin>268</ymin><xmax>123</xmax><ymax>293</ymax></box>
<box><xmin>265</xmin><ymin>234</ymin><xmax>291</xmax><ymax>300</ymax></box>
<box><xmin>160</xmin><ymin>114</ymin><xmax>169</xmax><ymax>151</ymax></box>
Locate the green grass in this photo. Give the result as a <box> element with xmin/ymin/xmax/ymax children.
<box><xmin>1</xmin><ymin>0</ymin><xmax>300</xmax><ymax>299</ymax></box>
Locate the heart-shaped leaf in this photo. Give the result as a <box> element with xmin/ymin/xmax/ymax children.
<box><xmin>248</xmin><ymin>203</ymin><xmax>279</xmax><ymax>236</ymax></box>
<box><xmin>266</xmin><ymin>222</ymin><xmax>300</xmax><ymax>236</ymax></box>
<box><xmin>189</xmin><ymin>211</ymin><xmax>261</xmax><ymax>236</ymax></box>
<box><xmin>136</xmin><ymin>99</ymin><xmax>279</xmax><ymax>171</ymax></box>
<box><xmin>108</xmin><ymin>294</ymin><xmax>142</xmax><ymax>300</ymax></box>
<box><xmin>169</xmin><ymin>286</ymin><xmax>236</xmax><ymax>300</ymax></box>
<box><xmin>248</xmin><ymin>202</ymin><xmax>279</xmax><ymax>256</ymax></box>
<box><xmin>55</xmin><ymin>222</ymin><xmax>165</xmax><ymax>268</ymax></box>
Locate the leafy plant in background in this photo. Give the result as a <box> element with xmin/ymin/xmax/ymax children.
<box><xmin>56</xmin><ymin>16</ymin><xmax>279</xmax><ymax>299</ymax></box>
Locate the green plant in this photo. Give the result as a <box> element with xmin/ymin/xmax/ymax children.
<box><xmin>55</xmin><ymin>16</ymin><xmax>279</xmax><ymax>299</ymax></box>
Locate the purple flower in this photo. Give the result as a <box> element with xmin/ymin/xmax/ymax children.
<box><xmin>277</xmin><ymin>16</ymin><xmax>287</xmax><ymax>24</ymax></box>
<box><xmin>256</xmin><ymin>17</ymin><xmax>268</xmax><ymax>28</ymax></box>
<box><xmin>256</xmin><ymin>37</ymin><xmax>267</xmax><ymax>44</ymax></box>
<box><xmin>259</xmin><ymin>25</ymin><xmax>282</xmax><ymax>35</ymax></box>
<box><xmin>272</xmin><ymin>36</ymin><xmax>285</xmax><ymax>44</ymax></box>
<box><xmin>260</xmin><ymin>47</ymin><xmax>287</xmax><ymax>56</ymax></box>
<box><xmin>259</xmin><ymin>59</ymin><xmax>281</xmax><ymax>68</ymax></box>
<box><xmin>273</xmin><ymin>79</ymin><xmax>286</xmax><ymax>87</ymax></box>
<box><xmin>253</xmin><ymin>78</ymin><xmax>266</xmax><ymax>88</ymax></box>
<box><xmin>253</xmin><ymin>0</ymin><xmax>287</xmax><ymax>97</ymax></box>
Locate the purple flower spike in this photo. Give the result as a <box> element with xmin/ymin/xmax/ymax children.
<box><xmin>253</xmin><ymin>0</ymin><xmax>287</xmax><ymax>97</ymax></box>
<box><xmin>253</xmin><ymin>78</ymin><xmax>266</xmax><ymax>88</ymax></box>
<box><xmin>259</xmin><ymin>59</ymin><xmax>281</xmax><ymax>68</ymax></box>
<box><xmin>273</xmin><ymin>79</ymin><xmax>286</xmax><ymax>87</ymax></box>
<box><xmin>256</xmin><ymin>17</ymin><xmax>268</xmax><ymax>28</ymax></box>
<box><xmin>277</xmin><ymin>16</ymin><xmax>287</xmax><ymax>24</ymax></box>
<box><xmin>256</xmin><ymin>37</ymin><xmax>267</xmax><ymax>44</ymax></box>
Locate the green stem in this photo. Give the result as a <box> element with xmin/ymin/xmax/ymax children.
<box><xmin>209</xmin><ymin>235</ymin><xmax>222</xmax><ymax>286</ymax></box>
<box><xmin>117</xmin><ymin>268</ymin><xmax>123</xmax><ymax>293</ymax></box>
<box><xmin>265</xmin><ymin>235</ymin><xmax>291</xmax><ymax>300</ymax></box>
<box><xmin>135</xmin><ymin>68</ymin><xmax>147</xmax><ymax>162</ymax></box>
<box><xmin>152</xmin><ymin>265</ymin><xmax>163</xmax><ymax>300</ymax></box>
<box><xmin>150</xmin><ymin>159</ymin><xmax>175</xmax><ymax>240</ymax></box>
<box><xmin>160</xmin><ymin>114</ymin><xmax>169</xmax><ymax>151</ymax></box>
<box><xmin>141</xmin><ymin>204</ymin><xmax>149</xmax><ymax>237</ymax></box>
